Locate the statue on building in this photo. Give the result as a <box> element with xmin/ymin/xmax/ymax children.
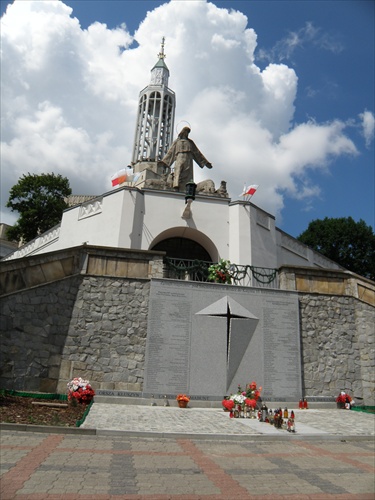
<box><xmin>158</xmin><ymin>127</ymin><xmax>212</xmax><ymax>192</ymax></box>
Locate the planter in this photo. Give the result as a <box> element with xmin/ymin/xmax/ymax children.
<box><xmin>178</xmin><ymin>400</ymin><xmax>188</xmax><ymax>408</ymax></box>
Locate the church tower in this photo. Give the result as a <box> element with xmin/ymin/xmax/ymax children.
<box><xmin>131</xmin><ymin>38</ymin><xmax>175</xmax><ymax>173</ymax></box>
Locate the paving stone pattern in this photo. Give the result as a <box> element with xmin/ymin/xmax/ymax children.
<box><xmin>1</xmin><ymin>407</ymin><xmax>374</xmax><ymax>498</ymax></box>
<box><xmin>81</xmin><ymin>405</ymin><xmax>375</xmax><ymax>438</ymax></box>
<box><xmin>1</xmin><ymin>429</ymin><xmax>374</xmax><ymax>499</ymax></box>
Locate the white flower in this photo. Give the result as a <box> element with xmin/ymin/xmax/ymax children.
<box><xmin>67</xmin><ymin>377</ymin><xmax>91</xmax><ymax>392</ymax></box>
<box><xmin>232</xmin><ymin>394</ymin><xmax>246</xmax><ymax>404</ymax></box>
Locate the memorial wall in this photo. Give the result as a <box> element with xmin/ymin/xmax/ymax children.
<box><xmin>143</xmin><ymin>279</ymin><xmax>302</xmax><ymax>401</ymax></box>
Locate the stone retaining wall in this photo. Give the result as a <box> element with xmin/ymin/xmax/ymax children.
<box><xmin>0</xmin><ymin>275</ymin><xmax>150</xmax><ymax>394</ymax></box>
<box><xmin>299</xmin><ymin>294</ymin><xmax>374</xmax><ymax>404</ymax></box>
<box><xmin>1</xmin><ymin>273</ymin><xmax>374</xmax><ymax>404</ymax></box>
<box><xmin>57</xmin><ymin>276</ymin><xmax>150</xmax><ymax>394</ymax></box>
<box><xmin>0</xmin><ymin>276</ymin><xmax>81</xmax><ymax>392</ymax></box>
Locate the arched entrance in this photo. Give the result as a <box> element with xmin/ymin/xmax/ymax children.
<box><xmin>151</xmin><ymin>237</ymin><xmax>212</xmax><ymax>261</ymax></box>
<box><xmin>150</xmin><ymin>234</ymin><xmax>216</xmax><ymax>281</ymax></box>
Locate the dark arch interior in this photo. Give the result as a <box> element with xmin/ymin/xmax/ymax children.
<box><xmin>151</xmin><ymin>237</ymin><xmax>212</xmax><ymax>262</ymax></box>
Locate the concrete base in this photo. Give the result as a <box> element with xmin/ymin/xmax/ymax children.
<box><xmin>93</xmin><ymin>395</ymin><xmax>337</xmax><ymax>409</ymax></box>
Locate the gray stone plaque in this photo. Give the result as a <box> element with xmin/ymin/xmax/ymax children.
<box><xmin>144</xmin><ymin>286</ymin><xmax>192</xmax><ymax>393</ymax></box>
<box><xmin>143</xmin><ymin>280</ymin><xmax>302</xmax><ymax>401</ymax></box>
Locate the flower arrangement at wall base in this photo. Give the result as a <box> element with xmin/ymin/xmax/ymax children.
<box><xmin>67</xmin><ymin>377</ymin><xmax>95</xmax><ymax>405</ymax></box>
<box><xmin>208</xmin><ymin>259</ymin><xmax>233</xmax><ymax>284</ymax></box>
<box><xmin>222</xmin><ymin>381</ymin><xmax>262</xmax><ymax>418</ymax></box>
<box><xmin>176</xmin><ymin>394</ymin><xmax>190</xmax><ymax>408</ymax></box>
<box><xmin>336</xmin><ymin>391</ymin><xmax>354</xmax><ymax>409</ymax></box>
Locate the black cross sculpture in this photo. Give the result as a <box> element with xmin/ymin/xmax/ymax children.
<box><xmin>209</xmin><ymin>302</ymin><xmax>249</xmax><ymax>361</ymax></box>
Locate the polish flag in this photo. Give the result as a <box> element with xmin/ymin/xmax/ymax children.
<box><xmin>111</xmin><ymin>169</ymin><xmax>128</xmax><ymax>187</ymax></box>
<box><xmin>240</xmin><ymin>184</ymin><xmax>259</xmax><ymax>197</ymax></box>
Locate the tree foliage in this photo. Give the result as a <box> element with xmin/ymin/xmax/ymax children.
<box><xmin>6</xmin><ymin>173</ymin><xmax>72</xmax><ymax>243</ymax></box>
<box><xmin>297</xmin><ymin>217</ymin><xmax>375</xmax><ymax>280</ymax></box>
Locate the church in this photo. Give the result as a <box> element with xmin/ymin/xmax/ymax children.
<box><xmin>1</xmin><ymin>40</ymin><xmax>374</xmax><ymax>405</ymax></box>
<box><xmin>3</xmin><ymin>39</ymin><xmax>345</xmax><ymax>274</ymax></box>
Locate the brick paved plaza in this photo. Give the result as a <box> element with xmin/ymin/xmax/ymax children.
<box><xmin>1</xmin><ymin>429</ymin><xmax>374</xmax><ymax>499</ymax></box>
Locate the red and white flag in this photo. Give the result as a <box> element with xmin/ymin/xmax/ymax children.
<box><xmin>111</xmin><ymin>169</ymin><xmax>128</xmax><ymax>187</ymax></box>
<box><xmin>240</xmin><ymin>184</ymin><xmax>259</xmax><ymax>197</ymax></box>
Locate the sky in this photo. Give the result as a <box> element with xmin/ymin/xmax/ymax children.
<box><xmin>0</xmin><ymin>0</ymin><xmax>374</xmax><ymax>239</ymax></box>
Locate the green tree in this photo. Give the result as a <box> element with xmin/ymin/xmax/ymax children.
<box><xmin>297</xmin><ymin>217</ymin><xmax>375</xmax><ymax>280</ymax></box>
<box><xmin>6</xmin><ymin>173</ymin><xmax>72</xmax><ymax>243</ymax></box>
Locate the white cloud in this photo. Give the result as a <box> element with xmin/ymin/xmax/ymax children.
<box><xmin>1</xmin><ymin>0</ymin><xmax>360</xmax><ymax>226</ymax></box>
<box><xmin>258</xmin><ymin>21</ymin><xmax>344</xmax><ymax>63</ymax></box>
<box><xmin>359</xmin><ymin>110</ymin><xmax>375</xmax><ymax>147</ymax></box>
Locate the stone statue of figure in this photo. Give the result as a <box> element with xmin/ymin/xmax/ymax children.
<box><xmin>159</xmin><ymin>126</ymin><xmax>212</xmax><ymax>191</ymax></box>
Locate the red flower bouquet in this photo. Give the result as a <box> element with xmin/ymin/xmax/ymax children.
<box><xmin>176</xmin><ymin>394</ymin><xmax>190</xmax><ymax>402</ymax></box>
<box><xmin>67</xmin><ymin>377</ymin><xmax>95</xmax><ymax>405</ymax></box>
<box><xmin>245</xmin><ymin>398</ymin><xmax>257</xmax><ymax>408</ymax></box>
<box><xmin>207</xmin><ymin>259</ymin><xmax>233</xmax><ymax>284</ymax></box>
<box><xmin>245</xmin><ymin>381</ymin><xmax>262</xmax><ymax>402</ymax></box>
<box><xmin>336</xmin><ymin>393</ymin><xmax>347</xmax><ymax>404</ymax></box>
<box><xmin>222</xmin><ymin>379</ymin><xmax>263</xmax><ymax>417</ymax></box>
<box><xmin>222</xmin><ymin>399</ymin><xmax>235</xmax><ymax>411</ymax></box>
<box><xmin>336</xmin><ymin>391</ymin><xmax>353</xmax><ymax>407</ymax></box>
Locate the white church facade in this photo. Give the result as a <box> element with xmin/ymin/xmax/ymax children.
<box><xmin>2</xmin><ymin>185</ymin><xmax>344</xmax><ymax>276</ymax></box>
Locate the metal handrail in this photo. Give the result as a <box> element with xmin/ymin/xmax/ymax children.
<box><xmin>164</xmin><ymin>257</ymin><xmax>278</xmax><ymax>288</ymax></box>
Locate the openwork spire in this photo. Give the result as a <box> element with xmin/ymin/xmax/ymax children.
<box><xmin>131</xmin><ymin>37</ymin><xmax>175</xmax><ymax>165</ymax></box>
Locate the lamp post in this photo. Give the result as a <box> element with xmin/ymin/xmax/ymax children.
<box><xmin>182</xmin><ymin>180</ymin><xmax>197</xmax><ymax>219</ymax></box>
<box><xmin>185</xmin><ymin>180</ymin><xmax>197</xmax><ymax>204</ymax></box>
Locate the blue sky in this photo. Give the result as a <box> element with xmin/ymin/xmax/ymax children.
<box><xmin>1</xmin><ymin>0</ymin><xmax>374</xmax><ymax>238</ymax></box>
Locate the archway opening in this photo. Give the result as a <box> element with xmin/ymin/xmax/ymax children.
<box><xmin>151</xmin><ymin>237</ymin><xmax>213</xmax><ymax>281</ymax></box>
<box><xmin>151</xmin><ymin>237</ymin><xmax>211</xmax><ymax>261</ymax></box>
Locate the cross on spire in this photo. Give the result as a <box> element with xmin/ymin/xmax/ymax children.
<box><xmin>158</xmin><ymin>37</ymin><xmax>166</xmax><ymax>60</ymax></box>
